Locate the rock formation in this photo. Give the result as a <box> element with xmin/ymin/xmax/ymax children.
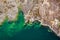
<box><xmin>20</xmin><ymin>0</ymin><xmax>60</xmax><ymax>37</ymax></box>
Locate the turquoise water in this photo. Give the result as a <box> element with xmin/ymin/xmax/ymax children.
<box><xmin>0</xmin><ymin>9</ymin><xmax>60</xmax><ymax>40</ymax></box>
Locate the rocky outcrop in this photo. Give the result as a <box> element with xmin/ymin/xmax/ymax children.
<box><xmin>20</xmin><ymin>0</ymin><xmax>60</xmax><ymax>37</ymax></box>
<box><xmin>0</xmin><ymin>0</ymin><xmax>18</xmax><ymax>25</ymax></box>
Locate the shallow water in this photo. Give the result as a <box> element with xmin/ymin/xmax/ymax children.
<box><xmin>0</xmin><ymin>9</ymin><xmax>60</xmax><ymax>40</ymax></box>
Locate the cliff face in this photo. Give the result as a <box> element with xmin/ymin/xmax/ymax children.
<box><xmin>20</xmin><ymin>0</ymin><xmax>60</xmax><ymax>37</ymax></box>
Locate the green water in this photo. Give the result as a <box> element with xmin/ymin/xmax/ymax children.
<box><xmin>0</xmin><ymin>8</ymin><xmax>60</xmax><ymax>40</ymax></box>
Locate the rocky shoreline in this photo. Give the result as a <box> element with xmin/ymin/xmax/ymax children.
<box><xmin>20</xmin><ymin>0</ymin><xmax>60</xmax><ymax>37</ymax></box>
<box><xmin>0</xmin><ymin>0</ymin><xmax>60</xmax><ymax>37</ymax></box>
